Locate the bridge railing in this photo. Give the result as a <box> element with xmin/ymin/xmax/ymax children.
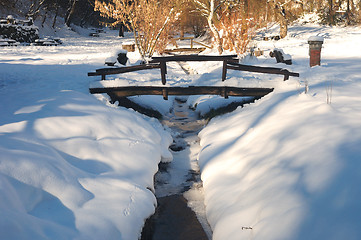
<box><xmin>88</xmin><ymin>63</ymin><xmax>161</xmax><ymax>80</ymax></box>
<box><xmin>225</xmin><ymin>62</ymin><xmax>300</xmax><ymax>81</ymax></box>
<box><xmin>88</xmin><ymin>54</ymin><xmax>299</xmax><ymax>83</ymax></box>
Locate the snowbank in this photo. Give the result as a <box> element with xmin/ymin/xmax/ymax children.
<box><xmin>0</xmin><ymin>89</ymin><xmax>173</xmax><ymax>239</ymax></box>
<box><xmin>0</xmin><ymin>89</ymin><xmax>172</xmax><ymax>239</ymax></box>
<box><xmin>197</xmin><ymin>23</ymin><xmax>361</xmax><ymax>240</ymax></box>
<box><xmin>0</xmin><ymin>28</ymin><xmax>173</xmax><ymax>240</ymax></box>
<box><xmin>1</xmin><ymin>19</ymin><xmax>361</xmax><ymax>240</ymax></box>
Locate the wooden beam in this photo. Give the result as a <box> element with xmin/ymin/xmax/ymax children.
<box><xmin>89</xmin><ymin>86</ymin><xmax>274</xmax><ymax>99</ymax></box>
<box><xmin>164</xmin><ymin>47</ymin><xmax>206</xmax><ymax>54</ymax></box>
<box><xmin>150</xmin><ymin>55</ymin><xmax>238</xmax><ymax>63</ymax></box>
<box><xmin>221</xmin><ymin>87</ymin><xmax>228</xmax><ymax>99</ymax></box>
<box><xmin>88</xmin><ymin>63</ymin><xmax>161</xmax><ymax>78</ymax></box>
<box><xmin>160</xmin><ymin>61</ymin><xmax>167</xmax><ymax>85</ymax></box>
<box><xmin>172</xmin><ymin>36</ymin><xmax>194</xmax><ymax>41</ymax></box>
<box><xmin>162</xmin><ymin>88</ymin><xmax>168</xmax><ymax>100</ymax></box>
<box><xmin>226</xmin><ymin>62</ymin><xmax>299</xmax><ymax>80</ymax></box>
<box><xmin>222</xmin><ymin>60</ymin><xmax>227</xmax><ymax>81</ymax></box>
<box><xmin>192</xmin><ymin>40</ymin><xmax>211</xmax><ymax>49</ymax></box>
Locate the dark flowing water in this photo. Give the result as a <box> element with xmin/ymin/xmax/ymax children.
<box><xmin>141</xmin><ymin>97</ymin><xmax>212</xmax><ymax>240</ymax></box>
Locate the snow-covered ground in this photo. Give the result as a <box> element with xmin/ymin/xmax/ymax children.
<box><xmin>1</xmin><ymin>17</ymin><xmax>361</xmax><ymax>239</ymax></box>
<box><xmin>198</xmin><ymin>24</ymin><xmax>361</xmax><ymax>239</ymax></box>
<box><xmin>0</xmin><ymin>28</ymin><xmax>173</xmax><ymax>240</ymax></box>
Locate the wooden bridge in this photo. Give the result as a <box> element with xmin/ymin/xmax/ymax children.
<box><xmin>88</xmin><ymin>54</ymin><xmax>299</xmax><ymax>100</ymax></box>
<box><xmin>164</xmin><ymin>36</ymin><xmax>211</xmax><ymax>54</ymax></box>
<box><xmin>89</xmin><ymin>86</ymin><xmax>274</xmax><ymax>101</ymax></box>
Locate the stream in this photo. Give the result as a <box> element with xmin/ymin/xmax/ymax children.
<box><xmin>141</xmin><ymin>96</ymin><xmax>212</xmax><ymax>240</ymax></box>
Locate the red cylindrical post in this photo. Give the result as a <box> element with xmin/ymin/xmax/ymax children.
<box><xmin>308</xmin><ymin>36</ymin><xmax>324</xmax><ymax>67</ymax></box>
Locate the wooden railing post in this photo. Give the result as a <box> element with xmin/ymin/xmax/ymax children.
<box><xmin>222</xmin><ymin>87</ymin><xmax>228</xmax><ymax>99</ymax></box>
<box><xmin>222</xmin><ymin>60</ymin><xmax>227</xmax><ymax>81</ymax></box>
<box><xmin>160</xmin><ymin>61</ymin><xmax>167</xmax><ymax>85</ymax></box>
<box><xmin>162</xmin><ymin>88</ymin><xmax>168</xmax><ymax>100</ymax></box>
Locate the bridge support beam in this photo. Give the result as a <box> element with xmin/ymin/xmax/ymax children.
<box><xmin>89</xmin><ymin>86</ymin><xmax>274</xmax><ymax>100</ymax></box>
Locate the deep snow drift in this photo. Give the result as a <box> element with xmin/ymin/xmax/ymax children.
<box><xmin>0</xmin><ymin>90</ymin><xmax>172</xmax><ymax>240</ymax></box>
<box><xmin>1</xmin><ymin>16</ymin><xmax>361</xmax><ymax>240</ymax></box>
<box><xmin>197</xmin><ymin>24</ymin><xmax>361</xmax><ymax>239</ymax></box>
<box><xmin>0</xmin><ymin>27</ymin><xmax>173</xmax><ymax>239</ymax></box>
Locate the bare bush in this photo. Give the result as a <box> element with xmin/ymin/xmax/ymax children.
<box><xmin>191</xmin><ymin>0</ymin><xmax>261</xmax><ymax>55</ymax></box>
<box><xmin>94</xmin><ymin>0</ymin><xmax>181</xmax><ymax>58</ymax></box>
<box><xmin>217</xmin><ymin>9</ymin><xmax>257</xmax><ymax>55</ymax></box>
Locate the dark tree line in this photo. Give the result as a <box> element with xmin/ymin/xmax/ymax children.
<box><xmin>1</xmin><ymin>0</ymin><xmax>361</xmax><ymax>29</ymax></box>
<box><xmin>1</xmin><ymin>0</ymin><xmax>102</xmax><ymax>27</ymax></box>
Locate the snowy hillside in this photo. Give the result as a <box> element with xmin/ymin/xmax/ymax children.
<box><xmin>198</xmin><ymin>24</ymin><xmax>361</xmax><ymax>239</ymax></box>
<box><xmin>0</xmin><ymin>29</ymin><xmax>172</xmax><ymax>240</ymax></box>
<box><xmin>1</xmin><ymin>19</ymin><xmax>361</xmax><ymax>240</ymax></box>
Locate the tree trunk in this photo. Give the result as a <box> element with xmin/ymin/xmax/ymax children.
<box><xmin>65</xmin><ymin>0</ymin><xmax>78</xmax><ymax>27</ymax></box>
<box><xmin>279</xmin><ymin>18</ymin><xmax>288</xmax><ymax>38</ymax></box>
<box><xmin>346</xmin><ymin>0</ymin><xmax>351</xmax><ymax>25</ymax></box>
<box><xmin>52</xmin><ymin>5</ymin><xmax>59</xmax><ymax>28</ymax></box>
<box><xmin>208</xmin><ymin>0</ymin><xmax>223</xmax><ymax>54</ymax></box>
<box><xmin>180</xmin><ymin>25</ymin><xmax>184</xmax><ymax>38</ymax></box>
<box><xmin>119</xmin><ymin>25</ymin><xmax>124</xmax><ymax>37</ymax></box>
<box><xmin>208</xmin><ymin>20</ymin><xmax>223</xmax><ymax>54</ymax></box>
<box><xmin>329</xmin><ymin>0</ymin><xmax>335</xmax><ymax>25</ymax></box>
<box><xmin>268</xmin><ymin>1</ymin><xmax>288</xmax><ymax>39</ymax></box>
<box><xmin>41</xmin><ymin>11</ymin><xmax>47</xmax><ymax>27</ymax></box>
<box><xmin>27</xmin><ymin>0</ymin><xmax>46</xmax><ymax>21</ymax></box>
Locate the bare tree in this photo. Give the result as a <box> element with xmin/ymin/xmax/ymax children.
<box><xmin>191</xmin><ymin>0</ymin><xmax>261</xmax><ymax>55</ymax></box>
<box><xmin>268</xmin><ymin>0</ymin><xmax>303</xmax><ymax>38</ymax></box>
<box><xmin>65</xmin><ymin>0</ymin><xmax>79</xmax><ymax>27</ymax></box>
<box><xmin>192</xmin><ymin>0</ymin><xmax>224</xmax><ymax>54</ymax></box>
<box><xmin>268</xmin><ymin>0</ymin><xmax>288</xmax><ymax>38</ymax></box>
<box><xmin>27</xmin><ymin>0</ymin><xmax>47</xmax><ymax>20</ymax></box>
<box><xmin>94</xmin><ymin>0</ymin><xmax>181</xmax><ymax>58</ymax></box>
<box><xmin>52</xmin><ymin>0</ymin><xmax>60</xmax><ymax>28</ymax></box>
